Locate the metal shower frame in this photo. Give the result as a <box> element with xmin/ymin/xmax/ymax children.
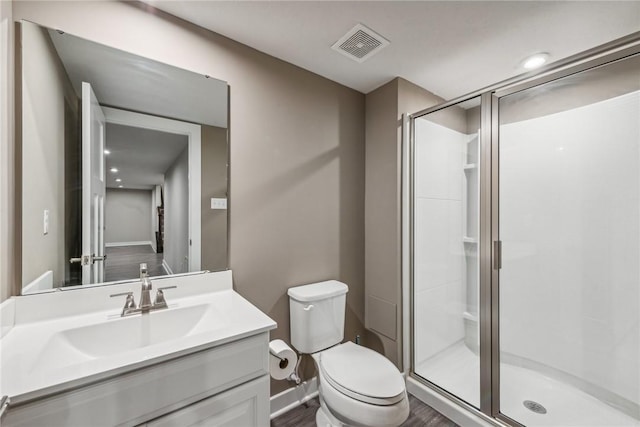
<box><xmin>406</xmin><ymin>30</ymin><xmax>640</xmax><ymax>427</ymax></box>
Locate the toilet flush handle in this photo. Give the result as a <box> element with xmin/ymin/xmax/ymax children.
<box><xmin>303</xmin><ymin>304</ymin><xmax>314</xmax><ymax>311</ymax></box>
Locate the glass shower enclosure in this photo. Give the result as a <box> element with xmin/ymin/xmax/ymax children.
<box><xmin>412</xmin><ymin>96</ymin><xmax>481</xmax><ymax>409</ymax></box>
<box><xmin>409</xmin><ymin>35</ymin><xmax>640</xmax><ymax>427</ymax></box>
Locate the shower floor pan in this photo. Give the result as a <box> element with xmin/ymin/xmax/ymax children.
<box><xmin>415</xmin><ymin>341</ymin><xmax>639</xmax><ymax>426</ymax></box>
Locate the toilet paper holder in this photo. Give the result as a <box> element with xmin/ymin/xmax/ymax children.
<box><xmin>270</xmin><ymin>350</ymin><xmax>289</xmax><ymax>370</ymax></box>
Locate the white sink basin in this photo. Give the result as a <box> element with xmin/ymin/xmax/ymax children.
<box><xmin>0</xmin><ymin>271</ymin><xmax>277</xmax><ymax>404</ymax></box>
<box><xmin>43</xmin><ymin>303</ymin><xmax>213</xmax><ymax>359</ymax></box>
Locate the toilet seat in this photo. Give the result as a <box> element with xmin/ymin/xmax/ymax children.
<box><xmin>317</xmin><ymin>367</ymin><xmax>410</xmax><ymax>427</ymax></box>
<box><xmin>317</xmin><ymin>342</ymin><xmax>406</xmax><ymax>405</ymax></box>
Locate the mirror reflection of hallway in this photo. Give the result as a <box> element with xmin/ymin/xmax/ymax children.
<box><xmin>103</xmin><ymin>119</ymin><xmax>190</xmax><ymax>283</ymax></box>
<box><xmin>103</xmin><ymin>186</ymin><xmax>166</xmax><ymax>282</ymax></box>
<box><xmin>105</xmin><ymin>245</ymin><xmax>164</xmax><ymax>282</ymax></box>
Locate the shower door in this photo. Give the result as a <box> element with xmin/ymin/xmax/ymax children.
<box><xmin>412</xmin><ymin>96</ymin><xmax>482</xmax><ymax>409</ymax></box>
<box><xmin>410</xmin><ymin>45</ymin><xmax>640</xmax><ymax>427</ymax></box>
<box><xmin>496</xmin><ymin>53</ymin><xmax>640</xmax><ymax>426</ymax></box>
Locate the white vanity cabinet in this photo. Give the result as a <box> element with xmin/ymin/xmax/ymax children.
<box><xmin>143</xmin><ymin>375</ymin><xmax>269</xmax><ymax>427</ymax></box>
<box><xmin>4</xmin><ymin>333</ymin><xmax>271</xmax><ymax>427</ymax></box>
<box><xmin>1</xmin><ymin>271</ymin><xmax>276</xmax><ymax>427</ymax></box>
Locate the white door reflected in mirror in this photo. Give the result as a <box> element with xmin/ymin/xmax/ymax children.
<box><xmin>81</xmin><ymin>82</ymin><xmax>106</xmax><ymax>285</ymax></box>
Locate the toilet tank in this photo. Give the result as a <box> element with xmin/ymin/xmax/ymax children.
<box><xmin>288</xmin><ymin>280</ymin><xmax>348</xmax><ymax>354</ymax></box>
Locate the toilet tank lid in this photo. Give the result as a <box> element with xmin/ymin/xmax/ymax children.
<box><xmin>288</xmin><ymin>280</ymin><xmax>348</xmax><ymax>302</ymax></box>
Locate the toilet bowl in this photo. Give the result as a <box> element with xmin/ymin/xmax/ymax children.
<box><xmin>312</xmin><ymin>342</ymin><xmax>409</xmax><ymax>427</ymax></box>
<box><xmin>288</xmin><ymin>280</ymin><xmax>409</xmax><ymax>427</ymax></box>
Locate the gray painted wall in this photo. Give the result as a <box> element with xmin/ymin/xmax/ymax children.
<box><xmin>164</xmin><ymin>146</ymin><xmax>189</xmax><ymax>274</ymax></box>
<box><xmin>21</xmin><ymin>23</ymin><xmax>77</xmax><ymax>288</ymax></box>
<box><xmin>1</xmin><ymin>0</ymin><xmax>14</xmax><ymax>302</ymax></box>
<box><xmin>105</xmin><ymin>188</ymin><xmax>153</xmax><ymax>245</ymax></box>
<box><xmin>364</xmin><ymin>79</ymin><xmax>401</xmax><ymax>365</ymax></box>
<box><xmin>11</xmin><ymin>2</ymin><xmax>366</xmax><ymax>398</ymax></box>
<box><xmin>201</xmin><ymin>125</ymin><xmax>228</xmax><ymax>272</ymax></box>
<box><xmin>365</xmin><ymin>78</ymin><xmax>446</xmax><ymax>369</ymax></box>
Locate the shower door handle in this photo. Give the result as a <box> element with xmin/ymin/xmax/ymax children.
<box><xmin>0</xmin><ymin>395</ymin><xmax>9</xmax><ymax>421</ymax></box>
<box><xmin>494</xmin><ymin>240</ymin><xmax>502</xmax><ymax>270</ymax></box>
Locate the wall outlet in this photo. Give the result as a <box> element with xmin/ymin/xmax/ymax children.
<box><xmin>43</xmin><ymin>209</ymin><xmax>49</xmax><ymax>235</ymax></box>
<box><xmin>211</xmin><ymin>198</ymin><xmax>227</xmax><ymax>210</ymax></box>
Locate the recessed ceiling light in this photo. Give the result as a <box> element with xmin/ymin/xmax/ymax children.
<box><xmin>110</xmin><ymin>167</ymin><xmax>118</xmax><ymax>173</ymax></box>
<box><xmin>104</xmin><ymin>149</ymin><xmax>111</xmax><ymax>155</ymax></box>
<box><xmin>522</xmin><ymin>53</ymin><xmax>549</xmax><ymax>70</ymax></box>
<box><xmin>115</xmin><ymin>178</ymin><xmax>122</xmax><ymax>182</ymax></box>
<box><xmin>118</xmin><ymin>185</ymin><xmax>123</xmax><ymax>188</ymax></box>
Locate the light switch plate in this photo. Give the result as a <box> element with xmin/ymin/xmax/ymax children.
<box><xmin>43</xmin><ymin>209</ymin><xmax>49</xmax><ymax>235</ymax></box>
<box><xmin>211</xmin><ymin>198</ymin><xmax>227</xmax><ymax>210</ymax></box>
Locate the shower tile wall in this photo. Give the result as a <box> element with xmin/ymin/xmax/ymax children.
<box><xmin>500</xmin><ymin>90</ymin><xmax>640</xmax><ymax>408</ymax></box>
<box><xmin>414</xmin><ymin>118</ymin><xmax>466</xmax><ymax>364</ymax></box>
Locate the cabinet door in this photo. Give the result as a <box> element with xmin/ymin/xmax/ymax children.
<box><xmin>146</xmin><ymin>375</ymin><xmax>269</xmax><ymax>427</ymax></box>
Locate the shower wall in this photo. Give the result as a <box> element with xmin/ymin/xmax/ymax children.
<box><xmin>500</xmin><ymin>90</ymin><xmax>640</xmax><ymax>406</ymax></box>
<box><xmin>414</xmin><ymin>114</ymin><xmax>478</xmax><ymax>364</ymax></box>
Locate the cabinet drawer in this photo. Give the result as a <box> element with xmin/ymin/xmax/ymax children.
<box><xmin>145</xmin><ymin>375</ymin><xmax>269</xmax><ymax>427</ymax></box>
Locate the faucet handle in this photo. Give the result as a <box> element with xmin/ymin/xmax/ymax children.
<box><xmin>110</xmin><ymin>291</ymin><xmax>136</xmax><ymax>315</ymax></box>
<box><xmin>154</xmin><ymin>286</ymin><xmax>177</xmax><ymax>308</ymax></box>
<box><xmin>110</xmin><ymin>291</ymin><xmax>133</xmax><ymax>298</ymax></box>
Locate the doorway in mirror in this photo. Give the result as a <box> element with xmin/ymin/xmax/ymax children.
<box><xmin>101</xmin><ymin>108</ymin><xmax>196</xmax><ymax>284</ymax></box>
<box><xmin>104</xmin><ymin>245</ymin><xmax>165</xmax><ymax>282</ymax></box>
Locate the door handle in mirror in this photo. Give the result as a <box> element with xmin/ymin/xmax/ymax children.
<box><xmin>92</xmin><ymin>254</ymin><xmax>107</xmax><ymax>263</ymax></box>
<box><xmin>69</xmin><ymin>255</ymin><xmax>91</xmax><ymax>265</ymax></box>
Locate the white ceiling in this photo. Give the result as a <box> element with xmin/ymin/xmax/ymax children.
<box><xmin>145</xmin><ymin>1</ymin><xmax>640</xmax><ymax>99</ymax></box>
<box><xmin>105</xmin><ymin>123</ymin><xmax>188</xmax><ymax>190</ymax></box>
<box><xmin>48</xmin><ymin>28</ymin><xmax>228</xmax><ymax>127</ymax></box>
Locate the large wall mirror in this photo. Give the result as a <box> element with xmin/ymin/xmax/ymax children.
<box><xmin>18</xmin><ymin>20</ymin><xmax>229</xmax><ymax>295</ymax></box>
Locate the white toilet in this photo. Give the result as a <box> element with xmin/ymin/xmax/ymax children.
<box><xmin>288</xmin><ymin>280</ymin><xmax>410</xmax><ymax>427</ymax></box>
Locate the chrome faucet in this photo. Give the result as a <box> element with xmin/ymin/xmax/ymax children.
<box><xmin>139</xmin><ymin>263</ymin><xmax>153</xmax><ymax>312</ymax></box>
<box><xmin>110</xmin><ymin>263</ymin><xmax>176</xmax><ymax>317</ymax></box>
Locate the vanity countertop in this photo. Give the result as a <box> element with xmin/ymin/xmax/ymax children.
<box><xmin>0</xmin><ymin>271</ymin><xmax>276</xmax><ymax>405</ymax></box>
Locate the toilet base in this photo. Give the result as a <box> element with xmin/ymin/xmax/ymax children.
<box><xmin>316</xmin><ymin>397</ymin><xmax>345</xmax><ymax>427</ymax></box>
<box><xmin>315</xmin><ymin>407</ymin><xmax>335</xmax><ymax>427</ymax></box>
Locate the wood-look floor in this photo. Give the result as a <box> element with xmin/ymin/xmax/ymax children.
<box><xmin>271</xmin><ymin>395</ymin><xmax>458</xmax><ymax>427</ymax></box>
<box><xmin>104</xmin><ymin>245</ymin><xmax>166</xmax><ymax>282</ymax></box>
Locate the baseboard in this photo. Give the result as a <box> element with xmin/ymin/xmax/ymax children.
<box><xmin>407</xmin><ymin>377</ymin><xmax>505</xmax><ymax>427</ymax></box>
<box><xmin>105</xmin><ymin>241</ymin><xmax>152</xmax><ymax>248</ymax></box>
<box><xmin>270</xmin><ymin>377</ymin><xmax>318</xmax><ymax>420</ymax></box>
<box><xmin>162</xmin><ymin>260</ymin><xmax>173</xmax><ymax>275</ymax></box>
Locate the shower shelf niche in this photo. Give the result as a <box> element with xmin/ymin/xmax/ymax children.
<box><xmin>463</xmin><ymin>130</ymin><xmax>480</xmax><ymax>355</ymax></box>
<box><xmin>462</xmin><ymin>131</ymin><xmax>480</xmax><ymax>241</ymax></box>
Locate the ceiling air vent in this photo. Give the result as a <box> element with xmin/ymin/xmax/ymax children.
<box><xmin>331</xmin><ymin>23</ymin><xmax>389</xmax><ymax>63</ymax></box>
